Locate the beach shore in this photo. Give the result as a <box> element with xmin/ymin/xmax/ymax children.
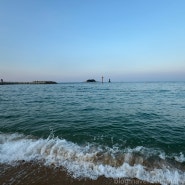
<box><xmin>0</xmin><ymin>162</ymin><xmax>161</xmax><ymax>185</ymax></box>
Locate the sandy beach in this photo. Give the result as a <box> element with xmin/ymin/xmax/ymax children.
<box><xmin>0</xmin><ymin>162</ymin><xmax>161</xmax><ymax>185</ymax></box>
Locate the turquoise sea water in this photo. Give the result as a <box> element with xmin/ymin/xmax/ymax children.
<box><xmin>0</xmin><ymin>82</ymin><xmax>185</xmax><ymax>185</ymax></box>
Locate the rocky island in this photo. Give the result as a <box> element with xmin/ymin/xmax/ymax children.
<box><xmin>86</xmin><ymin>79</ymin><xmax>96</xmax><ymax>82</ymax></box>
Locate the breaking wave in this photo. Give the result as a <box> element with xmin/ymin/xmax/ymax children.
<box><xmin>0</xmin><ymin>133</ymin><xmax>185</xmax><ymax>185</ymax></box>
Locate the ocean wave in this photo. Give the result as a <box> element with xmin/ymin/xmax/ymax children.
<box><xmin>174</xmin><ymin>152</ymin><xmax>185</xmax><ymax>163</ymax></box>
<box><xmin>0</xmin><ymin>133</ymin><xmax>185</xmax><ymax>185</ymax></box>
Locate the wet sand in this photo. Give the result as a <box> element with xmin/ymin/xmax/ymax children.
<box><xmin>0</xmin><ymin>162</ymin><xmax>161</xmax><ymax>185</ymax></box>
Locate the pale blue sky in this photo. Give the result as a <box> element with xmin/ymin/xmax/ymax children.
<box><xmin>0</xmin><ymin>0</ymin><xmax>185</xmax><ymax>82</ymax></box>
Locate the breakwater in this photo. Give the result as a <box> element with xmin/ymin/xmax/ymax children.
<box><xmin>0</xmin><ymin>81</ymin><xmax>57</xmax><ymax>85</ymax></box>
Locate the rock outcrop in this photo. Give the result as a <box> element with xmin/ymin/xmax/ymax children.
<box><xmin>86</xmin><ymin>79</ymin><xmax>96</xmax><ymax>82</ymax></box>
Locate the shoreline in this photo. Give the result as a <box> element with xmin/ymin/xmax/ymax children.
<box><xmin>0</xmin><ymin>162</ymin><xmax>161</xmax><ymax>185</ymax></box>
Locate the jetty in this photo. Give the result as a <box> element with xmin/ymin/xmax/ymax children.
<box><xmin>0</xmin><ymin>80</ymin><xmax>57</xmax><ymax>85</ymax></box>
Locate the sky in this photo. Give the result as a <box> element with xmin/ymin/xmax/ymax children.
<box><xmin>0</xmin><ymin>0</ymin><xmax>185</xmax><ymax>82</ymax></box>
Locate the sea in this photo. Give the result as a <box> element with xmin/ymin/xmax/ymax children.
<box><xmin>0</xmin><ymin>82</ymin><xmax>185</xmax><ymax>185</ymax></box>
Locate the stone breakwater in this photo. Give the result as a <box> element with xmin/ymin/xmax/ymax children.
<box><xmin>0</xmin><ymin>81</ymin><xmax>57</xmax><ymax>85</ymax></box>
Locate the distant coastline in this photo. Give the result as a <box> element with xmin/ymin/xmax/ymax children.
<box><xmin>0</xmin><ymin>81</ymin><xmax>57</xmax><ymax>85</ymax></box>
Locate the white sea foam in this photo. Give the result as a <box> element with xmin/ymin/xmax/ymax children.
<box><xmin>0</xmin><ymin>133</ymin><xmax>185</xmax><ymax>185</ymax></box>
<box><xmin>174</xmin><ymin>152</ymin><xmax>185</xmax><ymax>163</ymax></box>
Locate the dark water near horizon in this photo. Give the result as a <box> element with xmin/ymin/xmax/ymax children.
<box><xmin>0</xmin><ymin>82</ymin><xmax>185</xmax><ymax>185</ymax></box>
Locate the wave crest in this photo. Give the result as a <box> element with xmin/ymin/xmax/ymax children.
<box><xmin>0</xmin><ymin>133</ymin><xmax>185</xmax><ymax>185</ymax></box>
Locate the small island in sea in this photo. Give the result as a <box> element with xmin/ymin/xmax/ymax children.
<box><xmin>86</xmin><ymin>79</ymin><xmax>96</xmax><ymax>82</ymax></box>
